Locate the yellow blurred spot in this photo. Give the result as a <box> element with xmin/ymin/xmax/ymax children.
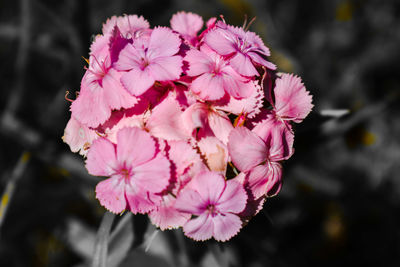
<box><xmin>361</xmin><ymin>131</ymin><xmax>376</xmax><ymax>146</ymax></box>
<box><xmin>1</xmin><ymin>194</ymin><xmax>9</xmax><ymax>207</ymax></box>
<box><xmin>22</xmin><ymin>151</ymin><xmax>31</xmax><ymax>163</ymax></box>
<box><xmin>82</xmin><ymin>56</ymin><xmax>89</xmax><ymax>65</ymax></box>
<box><xmin>59</xmin><ymin>168</ymin><xmax>70</xmax><ymax>177</ymax></box>
<box><xmin>270</xmin><ymin>50</ymin><xmax>294</xmax><ymax>73</ymax></box>
<box><xmin>324</xmin><ymin>213</ymin><xmax>344</xmax><ymax>240</ymax></box>
<box><xmin>336</xmin><ymin>1</ymin><xmax>353</xmax><ymax>21</ymax></box>
<box><xmin>219</xmin><ymin>0</ymin><xmax>252</xmax><ymax>22</ymax></box>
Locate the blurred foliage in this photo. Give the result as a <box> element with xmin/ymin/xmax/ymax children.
<box><xmin>1</xmin><ymin>0</ymin><xmax>400</xmax><ymax>266</ymax></box>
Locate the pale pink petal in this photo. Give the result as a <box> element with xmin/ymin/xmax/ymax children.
<box><xmin>147</xmin><ymin>55</ymin><xmax>183</xmax><ymax>81</ymax></box>
<box><xmin>228</xmin><ymin>127</ymin><xmax>268</xmax><ymax>172</ymax></box>
<box><xmin>105</xmin><ymin>114</ymin><xmax>144</xmax><ymax>144</ymax></box>
<box><xmin>70</xmin><ymin>76</ymin><xmax>111</xmax><ymax>128</ymax></box>
<box><xmin>180</xmin><ymin>103</ymin><xmax>209</xmax><ymax>137</ymax></box>
<box><xmin>86</xmin><ymin>138</ymin><xmax>117</xmax><ymax>176</ymax></box>
<box><xmin>62</xmin><ymin>116</ymin><xmax>98</xmax><ymax>156</ymax></box>
<box><xmin>170</xmin><ymin>11</ymin><xmax>203</xmax><ymax>38</ymax></box>
<box><xmin>132</xmin><ymin>153</ymin><xmax>171</xmax><ymax>193</ymax></box>
<box><xmin>274</xmin><ymin>73</ymin><xmax>313</xmax><ymax>123</ymax></box>
<box><xmin>190</xmin><ymin>73</ymin><xmax>225</xmax><ymax>100</ymax></box>
<box><xmin>222</xmin><ymin>67</ymin><xmax>254</xmax><ymax>99</ymax></box>
<box><xmin>230</xmin><ymin>52</ymin><xmax>259</xmax><ymax>77</ymax></box>
<box><xmin>95</xmin><ymin>177</ymin><xmax>126</xmax><ymax>214</ymax></box>
<box><xmin>146</xmin><ymin>95</ymin><xmax>188</xmax><ymax>141</ymax></box>
<box><xmin>114</xmin><ymin>43</ymin><xmax>142</xmax><ymax>71</ymax></box>
<box><xmin>168</xmin><ymin>140</ymin><xmax>202</xmax><ymax>176</ymax></box>
<box><xmin>207</xmin><ymin>111</ymin><xmax>234</xmax><ymax>145</ymax></box>
<box><xmin>212</xmin><ymin>213</ymin><xmax>242</xmax><ymax>241</ymax></box>
<box><xmin>149</xmin><ymin>195</ymin><xmax>191</xmax><ymax>230</ymax></box>
<box><xmin>190</xmin><ymin>172</ymin><xmax>226</xmax><ymax>204</ymax></box>
<box><xmin>120</xmin><ymin>67</ymin><xmax>155</xmax><ymax>96</ymax></box>
<box><xmin>204</xmin><ymin>28</ymin><xmax>236</xmax><ymax>55</ymax></box>
<box><xmin>147</xmin><ymin>27</ymin><xmax>181</xmax><ymax>59</ymax></box>
<box><xmin>184</xmin><ymin>49</ymin><xmax>212</xmax><ymax>77</ymax></box>
<box><xmin>183</xmin><ymin>213</ymin><xmax>213</xmax><ymax>241</ymax></box>
<box><xmin>124</xmin><ymin>185</ymin><xmax>160</xmax><ymax>214</ymax></box>
<box><xmin>197</xmin><ymin>137</ymin><xmax>228</xmax><ymax>174</ymax></box>
<box><xmin>116</xmin><ymin>127</ymin><xmax>156</xmax><ymax>167</ymax></box>
<box><xmin>102</xmin><ymin>69</ymin><xmax>138</xmax><ymax>109</ymax></box>
<box><xmin>217</xmin><ymin>179</ymin><xmax>247</xmax><ymax>213</ymax></box>
<box><xmin>174</xmin><ymin>188</ymin><xmax>206</xmax><ymax>215</ymax></box>
<box><xmin>215</xmin><ymin>81</ymin><xmax>264</xmax><ymax>118</ymax></box>
<box><xmin>103</xmin><ymin>15</ymin><xmax>150</xmax><ymax>37</ymax></box>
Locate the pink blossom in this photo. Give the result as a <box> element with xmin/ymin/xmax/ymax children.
<box><xmin>185</xmin><ymin>45</ymin><xmax>255</xmax><ymax>100</ymax></box>
<box><xmin>70</xmin><ymin>34</ymin><xmax>137</xmax><ymax>128</ymax></box>
<box><xmin>175</xmin><ymin>171</ymin><xmax>247</xmax><ymax>241</ymax></box>
<box><xmin>170</xmin><ymin>11</ymin><xmax>203</xmax><ymax>46</ymax></box>
<box><xmin>271</xmin><ymin>73</ymin><xmax>313</xmax><ymax>123</ymax></box>
<box><xmin>204</xmin><ymin>22</ymin><xmax>276</xmax><ymax>77</ymax></box>
<box><xmin>86</xmin><ymin>127</ymin><xmax>170</xmax><ymax>214</ymax></box>
<box><xmin>62</xmin><ymin>116</ymin><xmax>98</xmax><ymax>156</ymax></box>
<box><xmin>102</xmin><ymin>14</ymin><xmax>150</xmax><ymax>38</ymax></box>
<box><xmin>115</xmin><ymin>27</ymin><xmax>183</xmax><ymax>96</ymax></box>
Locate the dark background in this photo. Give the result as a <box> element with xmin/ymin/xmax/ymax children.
<box><xmin>1</xmin><ymin>0</ymin><xmax>400</xmax><ymax>266</ymax></box>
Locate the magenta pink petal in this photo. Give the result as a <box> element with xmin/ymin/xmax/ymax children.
<box><xmin>228</xmin><ymin>127</ymin><xmax>268</xmax><ymax>172</ymax></box>
<box><xmin>132</xmin><ymin>153</ymin><xmax>171</xmax><ymax>193</ymax></box>
<box><xmin>146</xmin><ymin>95</ymin><xmax>188</xmax><ymax>141</ymax></box>
<box><xmin>212</xmin><ymin>213</ymin><xmax>242</xmax><ymax>241</ymax></box>
<box><xmin>192</xmin><ymin>172</ymin><xmax>226</xmax><ymax>204</ymax></box>
<box><xmin>175</xmin><ymin>188</ymin><xmax>205</xmax><ymax>215</ymax></box>
<box><xmin>217</xmin><ymin>179</ymin><xmax>247</xmax><ymax>214</ymax></box>
<box><xmin>95</xmin><ymin>177</ymin><xmax>126</xmax><ymax>214</ymax></box>
<box><xmin>114</xmin><ymin>43</ymin><xmax>141</xmax><ymax>71</ymax></box>
<box><xmin>70</xmin><ymin>80</ymin><xmax>111</xmax><ymax>128</ymax></box>
<box><xmin>183</xmin><ymin>213</ymin><xmax>213</xmax><ymax>241</ymax></box>
<box><xmin>204</xmin><ymin>28</ymin><xmax>236</xmax><ymax>56</ymax></box>
<box><xmin>124</xmin><ymin>185</ymin><xmax>160</xmax><ymax>214</ymax></box>
<box><xmin>184</xmin><ymin>49</ymin><xmax>212</xmax><ymax>77</ymax></box>
<box><xmin>147</xmin><ymin>55</ymin><xmax>183</xmax><ymax>81</ymax></box>
<box><xmin>116</xmin><ymin>127</ymin><xmax>156</xmax><ymax>167</ymax></box>
<box><xmin>207</xmin><ymin>110</ymin><xmax>234</xmax><ymax>145</ymax></box>
<box><xmin>149</xmin><ymin>195</ymin><xmax>191</xmax><ymax>230</ymax></box>
<box><xmin>120</xmin><ymin>68</ymin><xmax>155</xmax><ymax>96</ymax></box>
<box><xmin>102</xmin><ymin>69</ymin><xmax>138</xmax><ymax>109</ymax></box>
<box><xmin>170</xmin><ymin>11</ymin><xmax>203</xmax><ymax>38</ymax></box>
<box><xmin>147</xmin><ymin>27</ymin><xmax>181</xmax><ymax>59</ymax></box>
<box><xmin>230</xmin><ymin>52</ymin><xmax>259</xmax><ymax>77</ymax></box>
<box><xmin>247</xmin><ymin>162</ymin><xmax>282</xmax><ymax>198</ymax></box>
<box><xmin>274</xmin><ymin>73</ymin><xmax>313</xmax><ymax>123</ymax></box>
<box><xmin>190</xmin><ymin>73</ymin><xmax>225</xmax><ymax>100</ymax></box>
<box><xmin>86</xmin><ymin>138</ymin><xmax>117</xmax><ymax>177</ymax></box>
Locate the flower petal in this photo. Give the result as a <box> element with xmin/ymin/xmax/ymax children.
<box><xmin>86</xmin><ymin>138</ymin><xmax>117</xmax><ymax>176</ymax></box>
<box><xmin>212</xmin><ymin>213</ymin><xmax>242</xmax><ymax>241</ymax></box>
<box><xmin>183</xmin><ymin>213</ymin><xmax>214</xmax><ymax>241</ymax></box>
<box><xmin>190</xmin><ymin>73</ymin><xmax>225</xmax><ymax>101</ymax></box>
<box><xmin>95</xmin><ymin>177</ymin><xmax>126</xmax><ymax>214</ymax></box>
<box><xmin>217</xmin><ymin>179</ymin><xmax>247</xmax><ymax>214</ymax></box>
<box><xmin>230</xmin><ymin>52</ymin><xmax>259</xmax><ymax>77</ymax></box>
<box><xmin>147</xmin><ymin>27</ymin><xmax>181</xmax><ymax>59</ymax></box>
<box><xmin>116</xmin><ymin>127</ymin><xmax>156</xmax><ymax>167</ymax></box>
<box><xmin>228</xmin><ymin>127</ymin><xmax>268</xmax><ymax>172</ymax></box>
<box><xmin>120</xmin><ymin>68</ymin><xmax>155</xmax><ymax>96</ymax></box>
<box><xmin>174</xmin><ymin>188</ymin><xmax>205</xmax><ymax>215</ymax></box>
<box><xmin>147</xmin><ymin>55</ymin><xmax>183</xmax><ymax>81</ymax></box>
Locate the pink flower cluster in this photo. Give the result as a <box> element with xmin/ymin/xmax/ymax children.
<box><xmin>63</xmin><ymin>12</ymin><xmax>313</xmax><ymax>242</ymax></box>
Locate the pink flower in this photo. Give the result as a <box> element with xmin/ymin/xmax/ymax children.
<box><xmin>228</xmin><ymin>125</ymin><xmax>290</xmax><ymax>198</ymax></box>
<box><xmin>204</xmin><ymin>22</ymin><xmax>276</xmax><ymax>77</ymax></box>
<box><xmin>102</xmin><ymin>14</ymin><xmax>150</xmax><ymax>38</ymax></box>
<box><xmin>115</xmin><ymin>27</ymin><xmax>183</xmax><ymax>96</ymax></box>
<box><xmin>170</xmin><ymin>11</ymin><xmax>203</xmax><ymax>46</ymax></box>
<box><xmin>185</xmin><ymin>45</ymin><xmax>255</xmax><ymax>100</ymax></box>
<box><xmin>175</xmin><ymin>171</ymin><xmax>247</xmax><ymax>241</ymax></box>
<box><xmin>71</xmin><ymin>34</ymin><xmax>137</xmax><ymax>128</ymax></box>
<box><xmin>271</xmin><ymin>73</ymin><xmax>313</xmax><ymax>123</ymax></box>
<box><xmin>86</xmin><ymin>127</ymin><xmax>171</xmax><ymax>214</ymax></box>
<box><xmin>62</xmin><ymin>116</ymin><xmax>98</xmax><ymax>156</ymax></box>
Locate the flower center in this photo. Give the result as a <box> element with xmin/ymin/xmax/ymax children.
<box><xmin>207</xmin><ymin>204</ymin><xmax>219</xmax><ymax>216</ymax></box>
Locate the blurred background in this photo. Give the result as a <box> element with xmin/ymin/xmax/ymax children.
<box><xmin>1</xmin><ymin>0</ymin><xmax>400</xmax><ymax>266</ymax></box>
